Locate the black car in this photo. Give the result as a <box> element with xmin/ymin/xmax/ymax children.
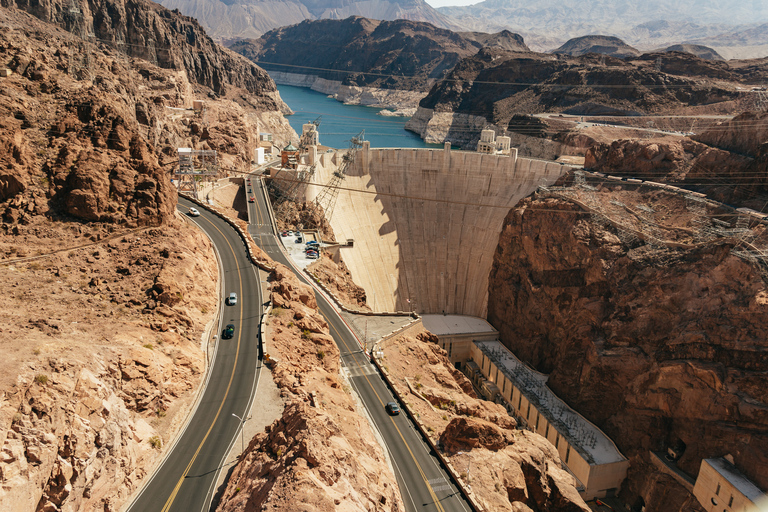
<box><xmin>385</xmin><ymin>402</ymin><xmax>400</xmax><ymax>415</ymax></box>
<box><xmin>222</xmin><ymin>324</ymin><xmax>235</xmax><ymax>339</ymax></box>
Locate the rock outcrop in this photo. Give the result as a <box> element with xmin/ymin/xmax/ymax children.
<box><xmin>3</xmin><ymin>0</ymin><xmax>282</xmax><ymax>104</ymax></box>
<box><xmin>406</xmin><ymin>46</ymin><xmax>744</xmax><ymax>148</ymax></box>
<box><xmin>230</xmin><ymin>17</ymin><xmax>528</xmax><ymax>109</ymax></box>
<box><xmin>486</xmin><ymin>182</ymin><xmax>768</xmax><ymax>512</ymax></box>
<box><xmin>216</xmin><ymin>263</ymin><xmax>403</xmax><ymax>511</ymax></box>
<box><xmin>380</xmin><ymin>331</ymin><xmax>591</xmax><ymax>512</ymax></box>
<box><xmin>584</xmin><ymin>113</ymin><xmax>768</xmax><ymax>210</ymax></box>
<box><xmin>552</xmin><ymin>35</ymin><xmax>641</xmax><ymax>58</ymax></box>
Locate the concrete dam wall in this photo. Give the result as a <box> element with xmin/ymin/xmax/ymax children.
<box><xmin>311</xmin><ymin>143</ymin><xmax>576</xmax><ymax>317</ymax></box>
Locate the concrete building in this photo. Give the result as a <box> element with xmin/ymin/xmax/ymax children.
<box><xmin>254</xmin><ymin>147</ymin><xmax>265</xmax><ymax>165</ymax></box>
<box><xmin>467</xmin><ymin>340</ymin><xmax>629</xmax><ymax>500</ymax></box>
<box><xmin>693</xmin><ymin>457</ymin><xmax>767</xmax><ymax>512</ymax></box>
<box><xmin>421</xmin><ymin>315</ymin><xmax>497</xmax><ymax>364</ymax></box>
<box><xmin>477</xmin><ymin>129</ymin><xmax>497</xmax><ymax>153</ymax></box>
<box><xmin>302</xmin><ymin>123</ymin><xmax>320</xmax><ymax>146</ymax></box>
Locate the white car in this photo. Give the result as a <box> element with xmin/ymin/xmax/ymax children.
<box><xmin>228</xmin><ymin>292</ymin><xmax>237</xmax><ymax>306</ymax></box>
<box><xmin>188</xmin><ymin>207</ymin><xmax>200</xmax><ymax>217</ymax></box>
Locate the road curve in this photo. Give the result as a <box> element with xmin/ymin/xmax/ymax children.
<box><xmin>246</xmin><ymin>175</ymin><xmax>473</xmax><ymax>512</ymax></box>
<box><xmin>125</xmin><ymin>200</ymin><xmax>263</xmax><ymax>512</ymax></box>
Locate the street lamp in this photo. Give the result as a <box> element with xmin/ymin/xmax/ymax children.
<box><xmin>232</xmin><ymin>412</ymin><xmax>251</xmax><ymax>455</ymax></box>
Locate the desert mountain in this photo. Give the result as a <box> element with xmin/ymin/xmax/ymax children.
<box><xmin>553</xmin><ymin>35</ymin><xmax>641</xmax><ymax>59</ymax></box>
<box><xmin>0</xmin><ymin>0</ymin><xmax>295</xmax><ymax>508</ymax></box>
<box><xmin>661</xmin><ymin>44</ymin><xmax>724</xmax><ymax>61</ymax></box>
<box><xmin>231</xmin><ymin>17</ymin><xmax>529</xmax><ymax>92</ymax></box>
<box><xmin>157</xmin><ymin>0</ymin><xmax>460</xmax><ymax>41</ymax></box>
<box><xmin>438</xmin><ymin>0</ymin><xmax>768</xmax><ymax>56</ymax></box>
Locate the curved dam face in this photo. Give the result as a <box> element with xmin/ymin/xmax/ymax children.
<box><xmin>311</xmin><ymin>143</ymin><xmax>576</xmax><ymax>317</ymax></box>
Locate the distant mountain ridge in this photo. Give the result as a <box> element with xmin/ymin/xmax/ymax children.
<box><xmin>231</xmin><ymin>17</ymin><xmax>529</xmax><ymax>92</ymax></box>
<box><xmin>553</xmin><ymin>35</ymin><xmax>640</xmax><ymax>58</ymax></box>
<box><xmin>157</xmin><ymin>0</ymin><xmax>459</xmax><ymax>40</ymax></box>
<box><xmin>439</xmin><ymin>0</ymin><xmax>768</xmax><ymax>55</ymax></box>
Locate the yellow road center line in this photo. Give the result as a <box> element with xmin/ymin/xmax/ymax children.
<box><xmin>327</xmin><ymin>321</ymin><xmax>446</xmax><ymax>512</ymax></box>
<box><xmin>161</xmin><ymin>211</ymin><xmax>246</xmax><ymax>512</ymax></box>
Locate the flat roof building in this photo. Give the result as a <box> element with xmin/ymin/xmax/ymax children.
<box><xmin>693</xmin><ymin>457</ymin><xmax>767</xmax><ymax>512</ymax></box>
<box><xmin>468</xmin><ymin>340</ymin><xmax>629</xmax><ymax>500</ymax></box>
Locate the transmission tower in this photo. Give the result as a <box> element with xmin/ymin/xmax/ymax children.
<box><xmin>755</xmin><ymin>90</ymin><xmax>768</xmax><ymax>112</ymax></box>
<box><xmin>305</xmin><ymin>130</ymin><xmax>365</xmax><ymax>229</ymax></box>
<box><xmin>65</xmin><ymin>0</ymin><xmax>92</xmax><ymax>76</ymax></box>
<box><xmin>175</xmin><ymin>148</ymin><xmax>219</xmax><ymax>200</ymax></box>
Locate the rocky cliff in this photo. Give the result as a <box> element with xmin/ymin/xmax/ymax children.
<box><xmin>405</xmin><ymin>46</ymin><xmax>745</xmax><ymax>149</ymax></box>
<box><xmin>158</xmin><ymin>0</ymin><xmax>460</xmax><ymax>41</ymax></box>
<box><xmin>2</xmin><ymin>0</ymin><xmax>282</xmax><ymax>104</ymax></box>
<box><xmin>0</xmin><ymin>3</ymin><xmax>293</xmax><ymax>509</ymax></box>
<box><xmin>486</xmin><ymin>177</ymin><xmax>768</xmax><ymax>511</ymax></box>
<box><xmin>230</xmin><ymin>17</ymin><xmax>528</xmax><ymax>108</ymax></box>
<box><xmin>215</xmin><ymin>263</ymin><xmax>403</xmax><ymax>511</ymax></box>
<box><xmin>585</xmin><ymin>112</ymin><xmax>768</xmax><ymax>210</ymax></box>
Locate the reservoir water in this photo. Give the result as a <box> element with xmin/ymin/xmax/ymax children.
<box><xmin>276</xmin><ymin>84</ymin><xmax>436</xmax><ymax>150</ymax></box>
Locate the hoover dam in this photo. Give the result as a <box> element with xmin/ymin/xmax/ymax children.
<box><xmin>301</xmin><ymin>143</ymin><xmax>577</xmax><ymax>316</ymax></box>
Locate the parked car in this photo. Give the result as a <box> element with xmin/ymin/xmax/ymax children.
<box><xmin>228</xmin><ymin>292</ymin><xmax>237</xmax><ymax>306</ymax></box>
<box><xmin>188</xmin><ymin>207</ymin><xmax>200</xmax><ymax>217</ymax></box>
<box><xmin>295</xmin><ymin>237</ymin><xmax>303</xmax><ymax>243</ymax></box>
<box><xmin>306</xmin><ymin>241</ymin><xmax>319</xmax><ymax>247</ymax></box>
<box><xmin>280</xmin><ymin>230</ymin><xmax>289</xmax><ymax>237</ymax></box>
<box><xmin>385</xmin><ymin>402</ymin><xmax>400</xmax><ymax>415</ymax></box>
<box><xmin>222</xmin><ymin>324</ymin><xmax>235</xmax><ymax>339</ymax></box>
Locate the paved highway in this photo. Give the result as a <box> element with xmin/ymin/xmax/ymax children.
<box><xmin>246</xmin><ymin>175</ymin><xmax>473</xmax><ymax>512</ymax></box>
<box><xmin>126</xmin><ymin>199</ymin><xmax>263</xmax><ymax>512</ymax></box>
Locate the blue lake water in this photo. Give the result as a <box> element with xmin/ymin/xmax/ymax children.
<box><xmin>276</xmin><ymin>84</ymin><xmax>437</xmax><ymax>150</ymax></box>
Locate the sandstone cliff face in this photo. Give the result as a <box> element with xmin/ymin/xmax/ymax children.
<box><xmin>585</xmin><ymin>113</ymin><xmax>768</xmax><ymax>210</ymax></box>
<box><xmin>487</xmin><ymin>186</ymin><xmax>768</xmax><ymax>512</ymax></box>
<box><xmin>216</xmin><ymin>263</ymin><xmax>403</xmax><ymax>511</ymax></box>
<box><xmin>3</xmin><ymin>0</ymin><xmax>282</xmax><ymax>104</ymax></box>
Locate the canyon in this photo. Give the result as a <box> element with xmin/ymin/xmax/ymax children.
<box><xmin>0</xmin><ymin>0</ymin><xmax>766</xmax><ymax>510</ymax></box>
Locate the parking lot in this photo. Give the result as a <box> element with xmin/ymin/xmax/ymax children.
<box><xmin>279</xmin><ymin>231</ymin><xmax>321</xmax><ymax>269</ymax></box>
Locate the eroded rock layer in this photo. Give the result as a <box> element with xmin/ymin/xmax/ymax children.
<box><xmin>487</xmin><ymin>184</ymin><xmax>768</xmax><ymax>511</ymax></box>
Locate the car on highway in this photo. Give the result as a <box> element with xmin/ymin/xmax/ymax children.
<box><xmin>385</xmin><ymin>402</ymin><xmax>400</xmax><ymax>415</ymax></box>
<box><xmin>248</xmin><ymin>196</ymin><xmax>255</xmax><ymax>203</ymax></box>
<box><xmin>188</xmin><ymin>207</ymin><xmax>200</xmax><ymax>217</ymax></box>
<box><xmin>228</xmin><ymin>292</ymin><xmax>237</xmax><ymax>306</ymax></box>
<box><xmin>222</xmin><ymin>324</ymin><xmax>235</xmax><ymax>339</ymax></box>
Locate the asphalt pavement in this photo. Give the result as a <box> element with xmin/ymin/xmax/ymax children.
<box><xmin>125</xmin><ymin>199</ymin><xmax>263</xmax><ymax>512</ymax></box>
<box><xmin>246</xmin><ymin>176</ymin><xmax>473</xmax><ymax>512</ymax></box>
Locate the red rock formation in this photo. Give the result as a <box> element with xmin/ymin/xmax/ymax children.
<box><xmin>216</xmin><ymin>263</ymin><xmax>404</xmax><ymax>511</ymax></box>
<box><xmin>487</xmin><ymin>189</ymin><xmax>768</xmax><ymax>512</ymax></box>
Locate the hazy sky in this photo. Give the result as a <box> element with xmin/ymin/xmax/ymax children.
<box><xmin>424</xmin><ymin>0</ymin><xmax>480</xmax><ymax>7</ymax></box>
